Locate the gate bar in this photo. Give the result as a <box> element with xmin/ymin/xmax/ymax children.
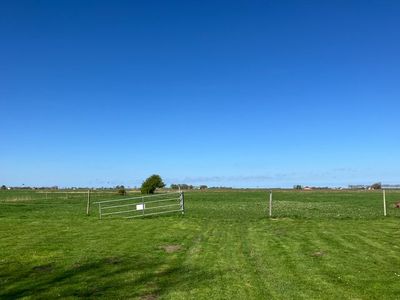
<box><xmin>124</xmin><ymin>209</ymin><xmax>183</xmax><ymax>219</ymax></box>
<box><xmin>93</xmin><ymin>192</ymin><xmax>180</xmax><ymax>205</ymax></box>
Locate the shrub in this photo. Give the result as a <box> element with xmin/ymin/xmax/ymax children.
<box><xmin>117</xmin><ymin>187</ymin><xmax>126</xmax><ymax>195</ymax></box>
<box><xmin>116</xmin><ymin>185</ymin><xmax>126</xmax><ymax>195</ymax></box>
<box><xmin>141</xmin><ymin>175</ymin><xmax>165</xmax><ymax>194</ymax></box>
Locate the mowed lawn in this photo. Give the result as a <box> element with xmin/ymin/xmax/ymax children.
<box><xmin>1</xmin><ymin>190</ymin><xmax>400</xmax><ymax>299</ymax></box>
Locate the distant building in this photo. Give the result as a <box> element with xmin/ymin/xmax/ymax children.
<box><xmin>382</xmin><ymin>184</ymin><xmax>400</xmax><ymax>189</ymax></box>
<box><xmin>348</xmin><ymin>185</ymin><xmax>367</xmax><ymax>189</ymax></box>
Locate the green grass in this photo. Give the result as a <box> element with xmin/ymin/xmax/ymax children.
<box><xmin>1</xmin><ymin>189</ymin><xmax>399</xmax><ymax>299</ymax></box>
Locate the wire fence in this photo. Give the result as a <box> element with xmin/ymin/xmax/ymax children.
<box><xmin>0</xmin><ymin>190</ymin><xmax>140</xmax><ymax>204</ymax></box>
<box><xmin>267</xmin><ymin>190</ymin><xmax>400</xmax><ymax>219</ymax></box>
<box><xmin>1</xmin><ymin>189</ymin><xmax>399</xmax><ymax>220</ymax></box>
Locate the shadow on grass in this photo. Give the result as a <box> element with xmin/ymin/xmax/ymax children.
<box><xmin>0</xmin><ymin>255</ymin><xmax>213</xmax><ymax>299</ymax></box>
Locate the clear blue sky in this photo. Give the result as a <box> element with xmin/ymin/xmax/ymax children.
<box><xmin>1</xmin><ymin>1</ymin><xmax>399</xmax><ymax>188</ymax></box>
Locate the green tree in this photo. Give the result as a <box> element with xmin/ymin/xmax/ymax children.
<box><xmin>116</xmin><ymin>185</ymin><xmax>126</xmax><ymax>195</ymax></box>
<box><xmin>1</xmin><ymin>185</ymin><xmax>7</xmax><ymax>190</ymax></box>
<box><xmin>141</xmin><ymin>175</ymin><xmax>165</xmax><ymax>194</ymax></box>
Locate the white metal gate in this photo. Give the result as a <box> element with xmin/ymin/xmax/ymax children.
<box><xmin>94</xmin><ymin>192</ymin><xmax>185</xmax><ymax>219</ymax></box>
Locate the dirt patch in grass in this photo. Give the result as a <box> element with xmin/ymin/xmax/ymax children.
<box><xmin>270</xmin><ymin>218</ymin><xmax>294</xmax><ymax>221</ymax></box>
<box><xmin>73</xmin><ymin>286</ymin><xmax>104</xmax><ymax>298</ymax></box>
<box><xmin>105</xmin><ymin>256</ymin><xmax>123</xmax><ymax>265</ymax></box>
<box><xmin>274</xmin><ymin>229</ymin><xmax>287</xmax><ymax>236</ymax></box>
<box><xmin>160</xmin><ymin>244</ymin><xmax>182</xmax><ymax>253</ymax></box>
<box><xmin>5</xmin><ymin>196</ymin><xmax>33</xmax><ymax>202</ymax></box>
<box><xmin>311</xmin><ymin>251</ymin><xmax>326</xmax><ymax>257</ymax></box>
<box><xmin>32</xmin><ymin>263</ymin><xmax>54</xmax><ymax>273</ymax></box>
<box><xmin>72</xmin><ymin>262</ymin><xmax>81</xmax><ymax>268</ymax></box>
<box><xmin>140</xmin><ymin>294</ymin><xmax>159</xmax><ymax>300</ymax></box>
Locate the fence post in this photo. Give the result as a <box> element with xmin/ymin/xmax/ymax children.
<box><xmin>269</xmin><ymin>190</ymin><xmax>272</xmax><ymax>217</ymax></box>
<box><xmin>180</xmin><ymin>191</ymin><xmax>185</xmax><ymax>214</ymax></box>
<box><xmin>99</xmin><ymin>203</ymin><xmax>102</xmax><ymax>219</ymax></box>
<box><xmin>142</xmin><ymin>197</ymin><xmax>145</xmax><ymax>217</ymax></box>
<box><xmin>86</xmin><ymin>189</ymin><xmax>91</xmax><ymax>216</ymax></box>
<box><xmin>383</xmin><ymin>189</ymin><xmax>387</xmax><ymax>217</ymax></box>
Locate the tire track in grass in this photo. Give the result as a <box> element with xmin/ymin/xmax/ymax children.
<box><xmin>337</xmin><ymin>223</ymin><xmax>400</xmax><ymax>298</ymax></box>
<box><xmin>210</xmin><ymin>221</ymin><xmax>251</xmax><ymax>299</ymax></box>
<box><xmin>248</xmin><ymin>220</ymin><xmax>362</xmax><ymax>299</ymax></box>
<box><xmin>291</xmin><ymin>220</ymin><xmax>400</xmax><ymax>299</ymax></box>
<box><xmin>293</xmin><ymin>221</ymin><xmax>367</xmax><ymax>299</ymax></box>
<box><xmin>245</xmin><ymin>221</ymin><xmax>315</xmax><ymax>299</ymax></box>
<box><xmin>269</xmin><ymin>224</ymin><xmax>328</xmax><ymax>299</ymax></box>
<box><xmin>181</xmin><ymin>220</ymin><xmax>270</xmax><ymax>299</ymax></box>
<box><xmin>246</xmin><ymin>224</ymin><xmax>285</xmax><ymax>299</ymax></box>
<box><xmin>230</xmin><ymin>221</ymin><xmax>278</xmax><ymax>299</ymax></box>
<box><xmin>247</xmin><ymin>222</ymin><xmax>335</xmax><ymax>299</ymax></box>
<box><xmin>296</xmin><ymin>221</ymin><xmax>391</xmax><ymax>299</ymax></box>
<box><xmin>176</xmin><ymin>220</ymin><xmax>227</xmax><ymax>299</ymax></box>
<box><xmin>217</xmin><ymin>224</ymin><xmax>247</xmax><ymax>299</ymax></box>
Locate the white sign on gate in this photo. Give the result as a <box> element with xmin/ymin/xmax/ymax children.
<box><xmin>136</xmin><ymin>204</ymin><xmax>144</xmax><ymax>211</ymax></box>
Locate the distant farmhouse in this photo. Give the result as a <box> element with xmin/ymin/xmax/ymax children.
<box><xmin>349</xmin><ymin>183</ymin><xmax>400</xmax><ymax>190</ymax></box>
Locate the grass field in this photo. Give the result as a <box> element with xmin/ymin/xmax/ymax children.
<box><xmin>1</xmin><ymin>189</ymin><xmax>400</xmax><ymax>299</ymax></box>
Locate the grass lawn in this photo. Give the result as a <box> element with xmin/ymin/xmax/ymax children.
<box><xmin>0</xmin><ymin>190</ymin><xmax>399</xmax><ymax>299</ymax></box>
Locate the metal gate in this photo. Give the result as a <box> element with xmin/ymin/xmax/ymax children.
<box><xmin>94</xmin><ymin>192</ymin><xmax>185</xmax><ymax>219</ymax></box>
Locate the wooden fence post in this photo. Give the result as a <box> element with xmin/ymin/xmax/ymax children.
<box><xmin>269</xmin><ymin>191</ymin><xmax>272</xmax><ymax>217</ymax></box>
<box><xmin>86</xmin><ymin>189</ymin><xmax>91</xmax><ymax>215</ymax></box>
<box><xmin>181</xmin><ymin>191</ymin><xmax>185</xmax><ymax>214</ymax></box>
<box><xmin>383</xmin><ymin>189</ymin><xmax>387</xmax><ymax>217</ymax></box>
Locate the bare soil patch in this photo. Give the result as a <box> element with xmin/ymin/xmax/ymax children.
<box><xmin>32</xmin><ymin>263</ymin><xmax>54</xmax><ymax>273</ymax></box>
<box><xmin>160</xmin><ymin>244</ymin><xmax>182</xmax><ymax>253</ymax></box>
<box><xmin>105</xmin><ymin>256</ymin><xmax>123</xmax><ymax>265</ymax></box>
<box><xmin>311</xmin><ymin>251</ymin><xmax>325</xmax><ymax>257</ymax></box>
<box><xmin>140</xmin><ymin>294</ymin><xmax>159</xmax><ymax>300</ymax></box>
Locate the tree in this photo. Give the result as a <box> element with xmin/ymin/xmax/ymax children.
<box><xmin>1</xmin><ymin>185</ymin><xmax>6</xmax><ymax>190</ymax></box>
<box><xmin>180</xmin><ymin>184</ymin><xmax>189</xmax><ymax>190</ymax></box>
<box><xmin>141</xmin><ymin>175</ymin><xmax>165</xmax><ymax>194</ymax></box>
<box><xmin>200</xmin><ymin>185</ymin><xmax>208</xmax><ymax>190</ymax></box>
<box><xmin>293</xmin><ymin>185</ymin><xmax>302</xmax><ymax>190</ymax></box>
<box><xmin>170</xmin><ymin>184</ymin><xmax>179</xmax><ymax>190</ymax></box>
<box><xmin>116</xmin><ymin>185</ymin><xmax>126</xmax><ymax>195</ymax></box>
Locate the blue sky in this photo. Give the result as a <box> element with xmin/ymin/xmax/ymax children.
<box><xmin>1</xmin><ymin>0</ymin><xmax>399</xmax><ymax>188</ymax></box>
